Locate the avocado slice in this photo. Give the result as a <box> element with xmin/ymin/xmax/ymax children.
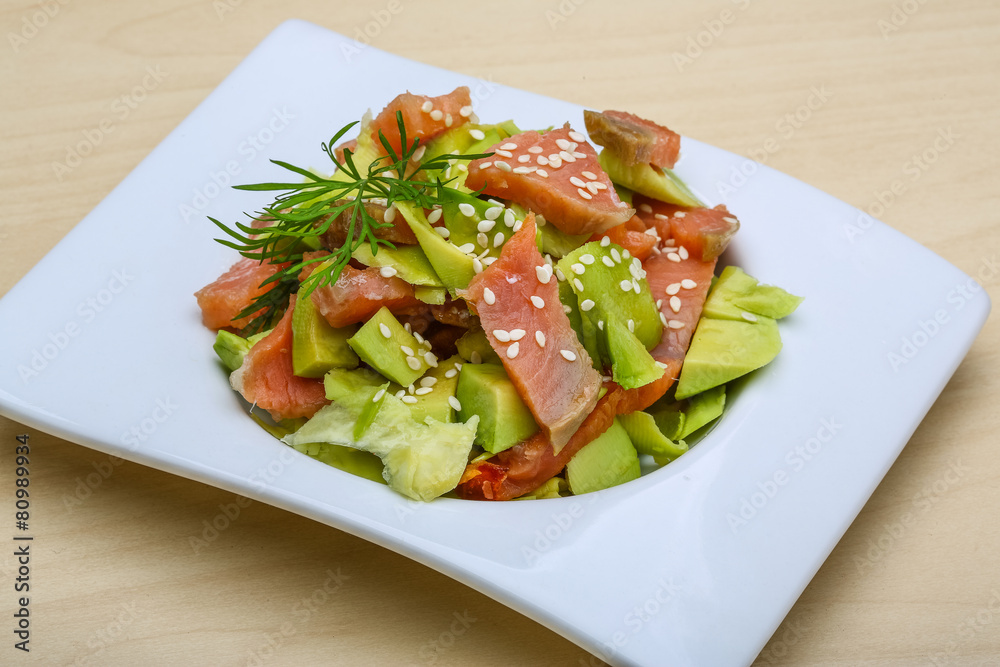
<box><xmin>213</xmin><ymin>330</ymin><xmax>252</xmax><ymax>372</ymax></box>
<box><xmin>675</xmin><ymin>316</ymin><xmax>782</xmax><ymax>399</ymax></box>
<box><xmin>617</xmin><ymin>411</ymin><xmax>688</xmax><ymax>466</ymax></box>
<box><xmin>324</xmin><ymin>367</ymin><xmax>392</xmax><ymax>407</ymax></box>
<box><xmin>455</xmin><ymin>362</ymin><xmax>539</xmax><ymax>454</ymax></box>
<box><xmin>291</xmin><ymin>293</ymin><xmax>359</xmax><ymax>378</ymax></box>
<box><xmin>347</xmin><ymin>307</ymin><xmax>431</xmax><ymax>387</ymax></box>
<box><xmin>396</xmin><ymin>201</ymin><xmax>475</xmax><ymax>296</ymax></box>
<box><xmin>414</xmin><ymin>286</ymin><xmax>448</xmax><ymax>305</ymax></box>
<box><xmin>440</xmin><ymin>189</ymin><xmax>523</xmax><ymax>262</ymax></box>
<box><xmin>598</xmin><ymin>149</ymin><xmax>703</xmax><ymax>208</ymax></box>
<box><xmin>566</xmin><ymin>418</ymin><xmax>641</xmax><ymax>495</ymax></box>
<box><xmin>702</xmin><ymin>266</ymin><xmax>803</xmax><ymax>321</ymax></box>
<box><xmin>407</xmin><ymin>354</ymin><xmax>463</xmax><ymax>424</ymax></box>
<box><xmin>556</xmin><ymin>241</ymin><xmax>663</xmax><ymax>387</ymax></box>
<box><xmin>455</xmin><ymin>325</ymin><xmax>501</xmax><ymax>364</ymax></box>
<box><xmin>351</xmin><ymin>243</ymin><xmax>444</xmax><ymax>287</ymax></box>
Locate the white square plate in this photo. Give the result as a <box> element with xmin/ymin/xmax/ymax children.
<box><xmin>0</xmin><ymin>20</ymin><xmax>989</xmax><ymax>667</ymax></box>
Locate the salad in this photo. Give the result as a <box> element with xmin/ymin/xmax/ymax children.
<box><xmin>195</xmin><ymin>87</ymin><xmax>801</xmax><ymax>501</ymax></box>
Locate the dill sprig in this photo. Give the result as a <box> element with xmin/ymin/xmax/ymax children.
<box><xmin>209</xmin><ymin>111</ymin><xmax>491</xmax><ymax>335</ymax></box>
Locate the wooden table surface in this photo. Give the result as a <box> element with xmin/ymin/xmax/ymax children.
<box><xmin>2</xmin><ymin>0</ymin><xmax>998</xmax><ymax>665</ymax></box>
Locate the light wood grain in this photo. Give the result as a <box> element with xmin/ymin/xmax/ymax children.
<box><xmin>1</xmin><ymin>0</ymin><xmax>998</xmax><ymax>664</ymax></box>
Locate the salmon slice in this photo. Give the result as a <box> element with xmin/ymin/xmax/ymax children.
<box><xmin>195</xmin><ymin>257</ymin><xmax>291</xmax><ymax>331</ymax></box>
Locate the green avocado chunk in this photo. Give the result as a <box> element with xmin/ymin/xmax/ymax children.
<box><xmin>396</xmin><ymin>201</ymin><xmax>475</xmax><ymax>297</ymax></box>
<box><xmin>566</xmin><ymin>418</ymin><xmax>641</xmax><ymax>495</ymax></box>
<box><xmin>347</xmin><ymin>307</ymin><xmax>431</xmax><ymax>387</ymax></box>
<box><xmin>455</xmin><ymin>362</ymin><xmax>538</xmax><ymax>454</ymax></box>
<box><xmin>351</xmin><ymin>243</ymin><xmax>444</xmax><ymax>287</ymax></box>
<box><xmin>675</xmin><ymin>316</ymin><xmax>782</xmax><ymax>399</ymax></box>
<box><xmin>598</xmin><ymin>149</ymin><xmax>703</xmax><ymax>208</ymax></box>
<box><xmin>291</xmin><ymin>293</ymin><xmax>359</xmax><ymax>378</ymax></box>
<box><xmin>702</xmin><ymin>266</ymin><xmax>803</xmax><ymax>321</ymax></box>
<box><xmin>455</xmin><ymin>325</ymin><xmax>501</xmax><ymax>364</ymax></box>
<box><xmin>213</xmin><ymin>330</ymin><xmax>252</xmax><ymax>373</ymax></box>
<box><xmin>408</xmin><ymin>354</ymin><xmax>463</xmax><ymax>425</ymax></box>
<box><xmin>617</xmin><ymin>411</ymin><xmax>688</xmax><ymax>465</ymax></box>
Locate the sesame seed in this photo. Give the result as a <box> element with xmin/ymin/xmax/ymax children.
<box><xmin>573</xmin><ymin>278</ymin><xmax>585</xmax><ymax>292</ymax></box>
<box><xmin>535</xmin><ymin>264</ymin><xmax>552</xmax><ymax>283</ymax></box>
<box><xmin>427</xmin><ymin>208</ymin><xmax>443</xmax><ymax>224</ymax></box>
<box><xmin>497</xmin><ymin>142</ymin><xmax>516</xmax><ymax>151</ymax></box>
<box><xmin>668</xmin><ymin>319</ymin><xmax>685</xmax><ymax>329</ymax></box>
<box><xmin>623</xmin><ymin>249</ymin><xmax>631</xmax><ymax>259</ymax></box>
<box><xmin>379</xmin><ymin>265</ymin><xmax>398</xmax><ymax>279</ymax></box>
<box><xmin>655</xmin><ymin>361</ymin><xmax>668</xmax><ymax>370</ymax></box>
<box><xmin>493</xmin><ymin>329</ymin><xmax>511</xmax><ymax>342</ymax></box>
<box><xmin>560</xmin><ymin>349</ymin><xmax>577</xmax><ymax>362</ymax></box>
<box><xmin>420</xmin><ymin>376</ymin><xmax>437</xmax><ymax>387</ymax></box>
<box><xmin>493</xmin><ymin>231</ymin><xmax>505</xmax><ymax>247</ymax></box>
<box><xmin>569</xmin><ymin>130</ymin><xmax>586</xmax><ymax>142</ymax></box>
<box><xmin>654</xmin><ymin>213</ymin><xmax>668</xmax><ymax>220</ymax></box>
<box><xmin>473</xmin><ymin>258</ymin><xmax>483</xmax><ymax>273</ymax></box>
<box><xmin>656</xmin><ymin>299</ymin><xmax>663</xmax><ymax>308</ymax></box>
<box><xmin>448</xmin><ymin>396</ymin><xmax>462</xmax><ymax>411</ymax></box>
<box><xmin>723</xmin><ymin>216</ymin><xmax>738</xmax><ymax>223</ymax></box>
<box><xmin>530</xmin><ymin>295</ymin><xmax>545</xmax><ymax>309</ymax></box>
<box><xmin>673</xmin><ymin>211</ymin><xmax>686</xmax><ymax>218</ymax></box>
<box><xmin>507</xmin><ymin>342</ymin><xmax>520</xmax><ymax>359</ymax></box>
<box><xmin>457</xmin><ymin>202</ymin><xmax>476</xmax><ymax>218</ymax></box>
<box><xmin>494</xmin><ymin>149</ymin><xmax>513</xmax><ymax>159</ymax></box>
<box><xmin>406</xmin><ymin>356</ymin><xmax>421</xmax><ymax>370</ymax></box>
<box><xmin>581</xmin><ymin>170</ymin><xmax>597</xmax><ymax>180</ymax></box>
<box><xmin>659</xmin><ymin>312</ymin><xmax>667</xmax><ymax>326</ymax></box>
<box><xmin>457</xmin><ymin>243</ymin><xmax>476</xmax><ymax>253</ymax></box>
<box><xmin>633</xmin><ymin>280</ymin><xmax>641</xmax><ymax>294</ymax></box>
<box><xmin>666</xmin><ymin>283</ymin><xmax>681</xmax><ymax>295</ymax></box>
<box><xmin>602</xmin><ymin>256</ymin><xmax>615</xmax><ymax>268</ymax></box>
<box><xmin>639</xmin><ymin>204</ymin><xmax>653</xmax><ymax>213</ymax></box>
<box><xmin>560</xmin><ymin>151</ymin><xmax>576</xmax><ymax>163</ymax></box>
<box><xmin>484</xmin><ymin>256</ymin><xmax>497</xmax><ymax>266</ymax></box>
<box><xmin>513</xmin><ymin>166</ymin><xmax>532</xmax><ymax>174</ymax></box>
<box><xmin>548</xmin><ymin>156</ymin><xmax>562</xmax><ymax>168</ymax></box>
<box><xmin>512</xmin><ymin>219</ymin><xmax>523</xmax><ymax>232</ymax></box>
<box><xmin>563</xmin><ymin>304</ymin><xmax>573</xmax><ymax>314</ymax></box>
<box><xmin>395</xmin><ymin>390</ymin><xmax>405</xmax><ymax>399</ymax></box>
<box><xmin>415</xmin><ymin>387</ymin><xmax>433</xmax><ymax>396</ymax></box>
<box><xmin>402</xmin><ymin>395</ymin><xmax>418</xmax><ymax>404</ymax></box>
<box><xmin>400</xmin><ymin>345</ymin><xmax>414</xmax><ymax>356</ymax></box>
<box><xmin>535</xmin><ymin>331</ymin><xmax>546</xmax><ymax>347</ymax></box>
<box><xmin>470</xmin><ymin>351</ymin><xmax>482</xmax><ymax>364</ymax></box>
<box><xmin>578</xmin><ymin>188</ymin><xmax>593</xmax><ymax>200</ymax></box>
<box><xmin>425</xmin><ymin>352</ymin><xmax>438</xmax><ymax>368</ymax></box>
<box><xmin>504</xmin><ymin>209</ymin><xmax>516</xmax><ymax>227</ymax></box>
<box><xmin>476</xmin><ymin>232</ymin><xmax>489</xmax><ymax>248</ymax></box>
<box><xmin>510</xmin><ymin>329</ymin><xmax>526</xmax><ymax>341</ymax></box>
<box><xmin>404</xmin><ymin>323</ymin><xmax>412</xmax><ymax>333</ymax></box>
<box><xmin>681</xmin><ymin>279</ymin><xmax>697</xmax><ymax>289</ymax></box>
<box><xmin>536</xmin><ymin>169</ymin><xmax>548</xmax><ymax>178</ymax></box>
<box><xmin>586</xmin><ymin>182</ymin><xmax>600</xmax><ymax>195</ymax></box>
<box><xmin>430</xmin><ymin>110</ymin><xmax>443</xmax><ymax>121</ymax></box>
<box><xmin>484</xmin><ymin>207</ymin><xmax>503</xmax><ymax>222</ymax></box>
<box><xmin>580</xmin><ymin>298</ymin><xmax>595</xmax><ymax>311</ymax></box>
<box><xmin>459</xmin><ymin>105</ymin><xmax>473</xmax><ymax>117</ymax></box>
<box><xmin>421</xmin><ymin>101</ymin><xmax>433</xmax><ymax>113</ymax></box>
<box><xmin>620</xmin><ymin>279</ymin><xmax>633</xmax><ymax>292</ymax></box>
<box><xmin>537</xmin><ymin>155</ymin><xmax>549</xmax><ymax>166</ymax></box>
<box><xmin>555</xmin><ymin>268</ymin><xmax>566</xmax><ymax>281</ymax></box>
<box><xmin>445</xmin><ymin>113</ymin><xmax>453</xmax><ymax>127</ymax></box>
<box><xmin>742</xmin><ymin>312</ymin><xmax>758</xmax><ymax>322</ymax></box>
<box><xmin>611</xmin><ymin>248</ymin><xmax>621</xmax><ymax>263</ymax></box>
<box><xmin>454</xmin><ymin>362</ymin><xmax>463</xmax><ymax>370</ymax></box>
<box><xmin>373</xmin><ymin>388</ymin><xmax>386</xmax><ymax>402</ymax></box>
<box><xmin>477</xmin><ymin>219</ymin><xmax>496</xmax><ymax>234</ymax></box>
<box><xmin>517</xmin><ymin>155</ymin><xmax>531</xmax><ymax>163</ymax></box>
<box><xmin>628</xmin><ymin>319</ymin><xmax>635</xmax><ymax>332</ymax></box>
<box><xmin>445</xmin><ymin>369</ymin><xmax>458</xmax><ymax>379</ymax></box>
<box><xmin>670</xmin><ymin>296</ymin><xmax>682</xmax><ymax>312</ymax></box>
<box><xmin>600</xmin><ymin>236</ymin><xmax>610</xmax><ymax>247</ymax></box>
<box><xmin>571</xmin><ymin>263</ymin><xmax>586</xmax><ymax>275</ymax></box>
<box><xmin>379</xmin><ymin>323</ymin><xmax>392</xmax><ymax>338</ymax></box>
<box><xmin>572</xmin><ymin>152</ymin><xmax>587</xmax><ymax>159</ymax></box>
<box><xmin>597</xmin><ymin>320</ymin><xmax>604</xmax><ymax>330</ymax></box>
<box><xmin>678</xmin><ymin>246</ymin><xmax>689</xmax><ymax>260</ymax></box>
<box><xmin>667</xmin><ymin>252</ymin><xmax>681</xmax><ymax>263</ymax></box>
<box><xmin>528</xmin><ymin>146</ymin><xmax>543</xmax><ymax>154</ymax></box>
<box><xmin>414</xmin><ymin>332</ymin><xmax>425</xmax><ymax>344</ymax></box>
<box><xmin>469</xmin><ymin>128</ymin><xmax>486</xmax><ymax>140</ymax></box>
<box><xmin>556</xmin><ymin>138</ymin><xmax>572</xmax><ymax>151</ymax></box>
<box><xmin>483</xmin><ymin>287</ymin><xmax>496</xmax><ymax>305</ymax></box>
<box><xmin>495</xmin><ymin>161</ymin><xmax>512</xmax><ymax>172</ymax></box>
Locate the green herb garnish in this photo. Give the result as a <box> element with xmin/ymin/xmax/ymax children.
<box><xmin>210</xmin><ymin>112</ymin><xmax>490</xmax><ymax>335</ymax></box>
